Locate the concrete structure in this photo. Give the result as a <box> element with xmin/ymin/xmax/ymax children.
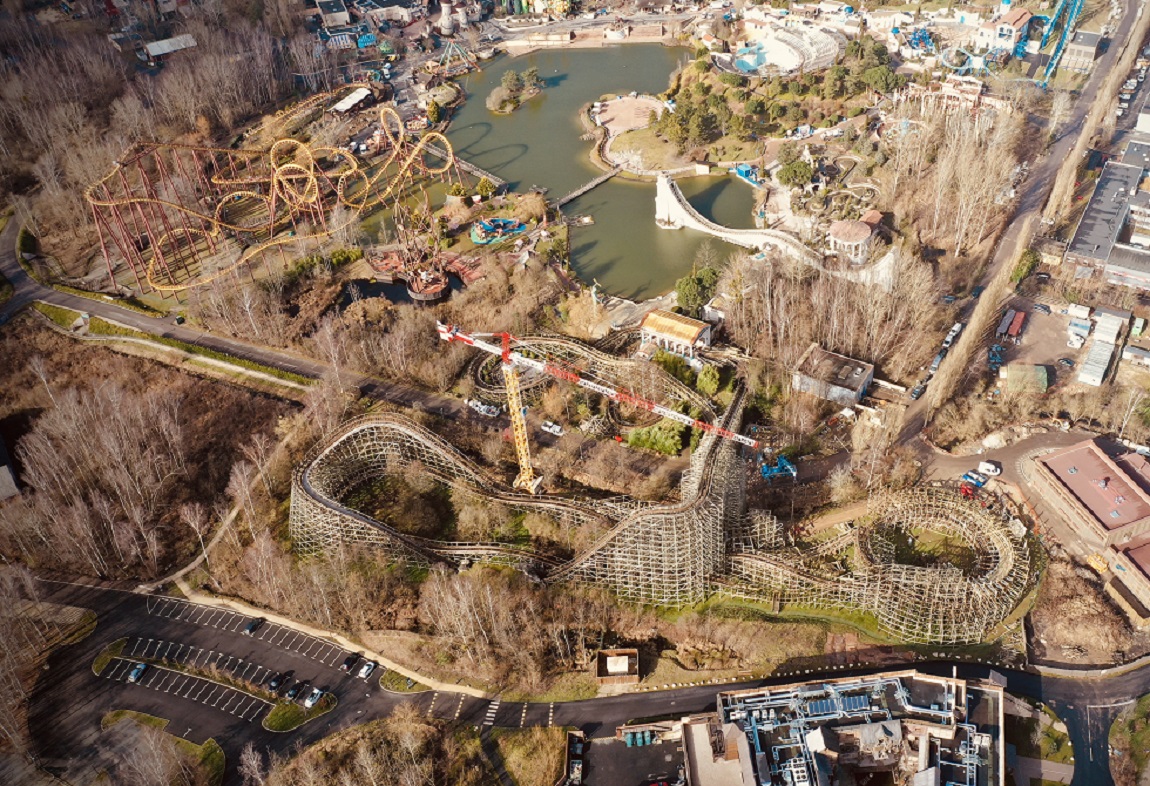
<box><xmin>827</xmin><ymin>219</ymin><xmax>875</xmax><ymax>265</ymax></box>
<box><xmin>655</xmin><ymin>175</ymin><xmax>822</xmax><ymax>264</ymax></box>
<box><xmin>698</xmin><ymin>670</ymin><xmax>1004</xmax><ymax>786</ymax></box>
<box><xmin>1033</xmin><ymin>439</ymin><xmax>1150</xmax><ymax>548</ymax></box>
<box><xmin>1062</xmin><ymin>31</ymin><xmax>1102</xmax><ymax>73</ymax></box>
<box><xmin>1063</xmin><ymin>150</ymin><xmax>1150</xmax><ymax>290</ymax></box>
<box><xmin>595</xmin><ymin>648</ymin><xmax>639</xmax><ymax>685</ymax></box>
<box><xmin>792</xmin><ymin>343</ymin><xmax>874</xmax><ymax>405</ymax></box>
<box><xmin>682</xmin><ymin>715</ymin><xmax>756</xmax><ymax>786</ymax></box>
<box><xmin>640</xmin><ymin>309</ymin><xmax>712</xmax><ymax>358</ymax></box>
<box><xmin>721</xmin><ymin>17</ymin><xmax>843</xmax><ymax>76</ymax></box>
<box><xmin>318</xmin><ymin>0</ymin><xmax>351</xmax><ymax>26</ymax></box>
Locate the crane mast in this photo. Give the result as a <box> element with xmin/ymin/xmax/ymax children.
<box><xmin>437</xmin><ymin>322</ymin><xmax>758</xmax><ymax>493</ymax></box>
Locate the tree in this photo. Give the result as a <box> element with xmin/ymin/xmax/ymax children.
<box><xmin>861</xmin><ymin>65</ymin><xmax>904</xmax><ymax>95</ymax></box>
<box><xmin>476</xmin><ymin>177</ymin><xmax>496</xmax><ymax>199</ymax></box>
<box><xmin>501</xmin><ymin>69</ymin><xmax>523</xmax><ymax>93</ymax></box>
<box><xmin>697</xmin><ymin>365</ymin><xmax>720</xmax><ymax>397</ymax></box>
<box><xmin>675</xmin><ymin>264</ymin><xmax>720</xmax><ymax>318</ymax></box>
<box><xmin>777</xmin><ymin>160</ymin><xmax>813</xmax><ymax>188</ymax></box>
<box><xmin>522</xmin><ymin>66</ymin><xmax>541</xmax><ymax>89</ymax></box>
<box><xmin>745</xmin><ymin>97</ymin><xmax>766</xmax><ymax>116</ymax></box>
<box><xmin>426</xmin><ymin>99</ymin><xmax>442</xmax><ymax>124</ymax></box>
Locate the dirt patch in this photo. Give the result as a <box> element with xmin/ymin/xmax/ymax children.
<box><xmin>1029</xmin><ymin>559</ymin><xmax>1150</xmax><ymax>665</ymax></box>
<box><xmin>596</xmin><ymin>95</ymin><xmax>664</xmax><ymax>136</ymax></box>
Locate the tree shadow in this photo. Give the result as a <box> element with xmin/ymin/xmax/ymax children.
<box><xmin>479</xmin><ymin>726</ymin><xmax>516</xmax><ymax>786</ymax></box>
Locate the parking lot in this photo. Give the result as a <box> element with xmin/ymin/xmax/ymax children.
<box><xmin>103</xmin><ymin>657</ymin><xmax>271</xmax><ymax>722</ymax></box>
<box><xmin>125</xmin><ymin>636</ymin><xmax>280</xmax><ymax>687</ymax></box>
<box><xmin>146</xmin><ymin>597</ymin><xmax>351</xmax><ymax>669</ymax></box>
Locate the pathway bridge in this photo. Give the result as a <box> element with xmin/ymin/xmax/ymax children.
<box><xmin>423</xmin><ymin>143</ymin><xmax>507</xmax><ymax>190</ymax></box>
<box><xmin>654</xmin><ymin>174</ymin><xmax>822</xmax><ymax>266</ymax></box>
<box><xmin>555</xmin><ymin>167</ymin><xmax>622</xmax><ymax>208</ymax></box>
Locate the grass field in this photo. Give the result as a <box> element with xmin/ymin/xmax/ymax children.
<box><xmin>263</xmin><ymin>693</ymin><xmax>337</xmax><ymax>732</ymax></box>
<box><xmin>379</xmin><ymin>669</ymin><xmax>430</xmax><ymax>693</ymax></box>
<box><xmin>92</xmin><ymin>638</ymin><xmax>127</xmax><ymax>676</ymax></box>
<box><xmin>490</xmin><ymin>727</ymin><xmax>569</xmax><ymax>786</ymax></box>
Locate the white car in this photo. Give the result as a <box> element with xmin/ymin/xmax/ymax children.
<box><xmin>978</xmin><ymin>460</ymin><xmax>1002</xmax><ymax>477</ymax></box>
<box><xmin>541</xmin><ymin>420</ymin><xmax>564</xmax><ymax>436</ymax></box>
<box><xmin>1067</xmin><ymin>336</ymin><xmax>1086</xmax><ymax>348</ymax></box>
<box><xmin>304</xmin><ymin>688</ymin><xmax>324</xmax><ymax>709</ymax></box>
<box><xmin>467</xmin><ymin>399</ymin><xmax>500</xmax><ymax>418</ymax></box>
<box><xmin>358</xmin><ymin>661</ymin><xmax>377</xmax><ymax>680</ymax></box>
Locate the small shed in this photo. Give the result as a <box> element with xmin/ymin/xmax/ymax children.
<box><xmin>595</xmin><ymin>648</ymin><xmax>639</xmax><ymax>685</ymax></box>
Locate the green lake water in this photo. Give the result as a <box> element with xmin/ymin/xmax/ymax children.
<box><xmin>446</xmin><ymin>45</ymin><xmax>754</xmax><ymax>300</ymax></box>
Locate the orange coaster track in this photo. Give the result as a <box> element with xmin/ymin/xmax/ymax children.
<box><xmin>85</xmin><ymin>89</ymin><xmax>458</xmax><ymax>294</ymax></box>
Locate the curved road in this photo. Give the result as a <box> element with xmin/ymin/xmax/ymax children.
<box><xmin>22</xmin><ymin>576</ymin><xmax>1150</xmax><ymax>786</ymax></box>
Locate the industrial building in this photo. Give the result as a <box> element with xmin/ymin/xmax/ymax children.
<box><xmin>1033</xmin><ymin>439</ymin><xmax>1150</xmax><ymax>548</ymax></box>
<box><xmin>640</xmin><ymin>309</ymin><xmax>713</xmax><ymax>359</ymax></box>
<box><xmin>792</xmin><ymin>344</ymin><xmax>874</xmax><ymax>405</ymax></box>
<box><xmin>1060</xmin><ymin>30</ymin><xmax>1102</xmax><ymax>73</ymax></box>
<box><xmin>679</xmin><ymin>670</ymin><xmax>1003</xmax><ymax>786</ymax></box>
<box><xmin>1076</xmin><ymin>307</ymin><xmax>1129</xmax><ymax>387</ymax></box>
<box><xmin>1033</xmin><ymin>438</ymin><xmax>1150</xmax><ymax>626</ymax></box>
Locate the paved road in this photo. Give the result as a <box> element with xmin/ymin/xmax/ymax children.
<box><xmin>0</xmin><ymin>219</ymin><xmax>470</xmax><ymax>420</ymax></box>
<box><xmin>26</xmin><ymin>578</ymin><xmax>1150</xmax><ymax>786</ymax></box>
<box><xmin>900</xmin><ymin>0</ymin><xmax>1143</xmax><ymax>442</ymax></box>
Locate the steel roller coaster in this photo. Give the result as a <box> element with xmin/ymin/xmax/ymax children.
<box><xmin>84</xmin><ymin>86</ymin><xmax>462</xmax><ymax>295</ymax></box>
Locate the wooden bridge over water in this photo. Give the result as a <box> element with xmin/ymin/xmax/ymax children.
<box><xmin>555</xmin><ymin>167</ymin><xmax>622</xmax><ymax>208</ymax></box>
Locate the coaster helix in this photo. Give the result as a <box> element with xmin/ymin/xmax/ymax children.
<box><xmin>84</xmin><ymin>86</ymin><xmax>461</xmax><ymax>294</ymax></box>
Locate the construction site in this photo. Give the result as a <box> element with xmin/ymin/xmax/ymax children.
<box><xmin>289</xmin><ymin>325</ymin><xmax>1038</xmax><ymax>643</ymax></box>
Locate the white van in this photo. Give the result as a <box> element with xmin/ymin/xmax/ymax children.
<box><xmin>978</xmin><ymin>460</ymin><xmax>1002</xmax><ymax>477</ymax></box>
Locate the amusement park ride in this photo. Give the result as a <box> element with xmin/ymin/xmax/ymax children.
<box><xmin>437</xmin><ymin>322</ymin><xmax>761</xmax><ymax>494</ymax></box>
<box><xmin>84</xmin><ymin>90</ymin><xmax>466</xmax><ymax>296</ymax></box>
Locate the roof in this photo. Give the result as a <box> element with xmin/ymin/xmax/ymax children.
<box><xmin>1038</xmin><ymin>440</ymin><xmax>1150</xmax><ymax>530</ymax></box>
<box><xmin>1122</xmin><ymin>141</ymin><xmax>1150</xmax><ymax>169</ymax></box>
<box><xmin>1000</xmin><ymin>7</ymin><xmax>1032</xmax><ymax>28</ymax></box>
<box><xmin>794</xmin><ymin>343</ymin><xmax>874</xmax><ymax>393</ymax></box>
<box><xmin>859</xmin><ymin>209</ymin><xmax>883</xmax><ymax>228</ymax></box>
<box><xmin>641</xmin><ymin>309</ymin><xmax>710</xmax><ymax>346</ymax></box>
<box><xmin>331</xmin><ymin>87</ymin><xmax>373</xmax><ymax>112</ymax></box>
<box><xmin>683</xmin><ymin>719</ymin><xmax>755</xmax><ymax>786</ymax></box>
<box><xmin>1126</xmin><ymin>540</ymin><xmax>1150</xmax><ymax>585</ymax></box>
<box><xmin>143</xmin><ymin>33</ymin><xmax>197</xmax><ymax>57</ymax></box>
<box><xmin>318</xmin><ymin>0</ymin><xmax>347</xmax><ymax>12</ymax></box>
<box><xmin>828</xmin><ymin>219</ymin><xmax>873</xmax><ymax>244</ymax></box>
<box><xmin>1067</xmin><ymin>162</ymin><xmax>1145</xmax><ymax>263</ymax></box>
<box><xmin>1069</xmin><ymin>30</ymin><xmax>1102</xmax><ymax>49</ymax></box>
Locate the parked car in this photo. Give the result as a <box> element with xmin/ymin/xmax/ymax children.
<box><xmin>128</xmin><ymin>663</ymin><xmax>148</xmax><ymax>684</ymax></box>
<box><xmin>242</xmin><ymin>617</ymin><xmax>266</xmax><ymax>636</ymax></box>
<box><xmin>340</xmin><ymin>653</ymin><xmax>360</xmax><ymax>673</ymax></box>
<box><xmin>358</xmin><ymin>661</ymin><xmax>377</xmax><ymax>680</ymax></box>
<box><xmin>1058</xmin><ymin>357</ymin><xmax>1076</xmax><ymax>368</ymax></box>
<box><xmin>267</xmin><ymin>673</ymin><xmax>285</xmax><ymax>691</ymax></box>
<box><xmin>942</xmin><ymin>294</ymin><xmax>957</xmax><ymax>305</ymax></box>
<box><xmin>910</xmin><ymin>384</ymin><xmax>926</xmax><ymax>401</ymax></box>
<box><xmin>1067</xmin><ymin>336</ymin><xmax>1086</xmax><ymax>349</ymax></box>
<box><xmin>1032</xmin><ymin>303</ymin><xmax>1052</xmax><ymax>314</ymax></box>
<box><xmin>971</xmin><ymin>285</ymin><xmax>985</xmax><ymax>299</ymax></box>
<box><xmin>977</xmin><ymin>460</ymin><xmax>1002</xmax><ymax>477</ymax></box>
<box><xmin>304</xmin><ymin>687</ymin><xmax>324</xmax><ymax>709</ymax></box>
<box><xmin>541</xmin><ymin>420</ymin><xmax>564</xmax><ymax>436</ymax></box>
<box><xmin>286</xmin><ymin>680</ymin><xmax>308</xmax><ymax>701</ymax></box>
<box><xmin>1036</xmin><ymin>272</ymin><xmax>1051</xmax><ymax>281</ymax></box>
<box><xmin>961</xmin><ymin>471</ymin><xmax>987</xmax><ymax>488</ymax></box>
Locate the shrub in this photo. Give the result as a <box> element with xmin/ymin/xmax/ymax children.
<box><xmin>697</xmin><ymin>365</ymin><xmax>720</xmax><ymax>397</ymax></box>
<box><xmin>626</xmin><ymin>419</ymin><xmax>686</xmax><ymax>455</ymax></box>
<box><xmin>1012</xmin><ymin>249</ymin><xmax>1041</xmax><ymax>283</ymax></box>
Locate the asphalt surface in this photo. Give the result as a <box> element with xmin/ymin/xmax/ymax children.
<box><xmin>23</xmin><ymin>576</ymin><xmax>1150</xmax><ymax>786</ymax></box>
